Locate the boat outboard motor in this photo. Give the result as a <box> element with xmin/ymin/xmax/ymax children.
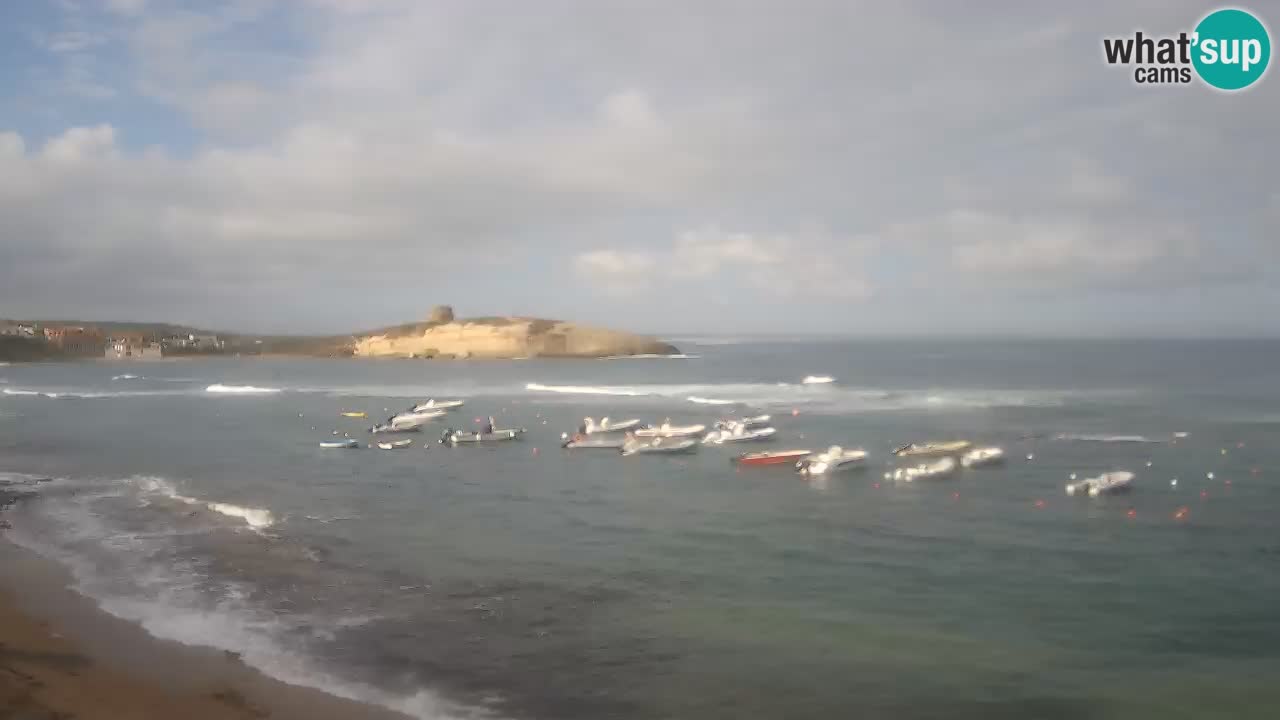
<box><xmin>440</xmin><ymin>428</ymin><xmax>454</xmax><ymax>445</ymax></box>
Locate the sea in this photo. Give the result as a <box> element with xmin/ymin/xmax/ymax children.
<box><xmin>1</xmin><ymin>339</ymin><xmax>1278</xmax><ymax>719</ymax></box>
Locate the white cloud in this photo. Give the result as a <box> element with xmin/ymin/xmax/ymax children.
<box><xmin>1</xmin><ymin>0</ymin><xmax>1276</xmax><ymax>334</ymax></box>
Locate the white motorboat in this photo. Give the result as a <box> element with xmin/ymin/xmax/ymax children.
<box><xmin>621</xmin><ymin>437</ymin><xmax>699</xmax><ymax>456</ymax></box>
<box><xmin>702</xmin><ymin>425</ymin><xmax>777</xmax><ymax>444</ymax></box>
<box><xmin>560</xmin><ymin>432</ymin><xmax>626</xmax><ymax>450</ymax></box>
<box><xmin>376</xmin><ymin>439</ymin><xmax>413</xmax><ymax>450</ymax></box>
<box><xmin>319</xmin><ymin>439</ymin><xmax>360</xmax><ymax>449</ymax></box>
<box><xmin>369</xmin><ymin>423</ymin><xmax>423</xmax><ymax>434</ymax></box>
<box><xmin>581</xmin><ymin>417</ymin><xmax>645</xmax><ymax>434</ymax></box>
<box><xmin>1087</xmin><ymin>471</ymin><xmax>1135</xmax><ymax>497</ymax></box>
<box><xmin>411</xmin><ymin>399</ymin><xmax>465</xmax><ymax>412</ymax></box>
<box><xmin>633</xmin><ymin>419</ymin><xmax>707</xmax><ymax>438</ymax></box>
<box><xmin>390</xmin><ymin>409</ymin><xmax>447</xmax><ymax>425</ymax></box>
<box><xmin>715</xmin><ymin>415</ymin><xmax>771</xmax><ymax>430</ymax></box>
<box><xmin>440</xmin><ymin>427</ymin><xmax>526</xmax><ymax>445</ymax></box>
<box><xmin>796</xmin><ymin>446</ymin><xmax>868</xmax><ymax>475</ymax></box>
<box><xmin>891</xmin><ymin>456</ymin><xmax>958</xmax><ymax>482</ymax></box>
<box><xmin>960</xmin><ymin>447</ymin><xmax>1005</xmax><ymax>468</ymax></box>
<box><xmin>892</xmin><ymin>440</ymin><xmax>972</xmax><ymax>457</ymax></box>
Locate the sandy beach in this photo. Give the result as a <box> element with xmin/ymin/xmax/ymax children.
<box><xmin>0</xmin><ymin>539</ymin><xmax>402</xmax><ymax>720</ymax></box>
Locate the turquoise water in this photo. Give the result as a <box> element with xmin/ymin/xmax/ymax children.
<box><xmin>2</xmin><ymin>340</ymin><xmax>1278</xmax><ymax>718</ymax></box>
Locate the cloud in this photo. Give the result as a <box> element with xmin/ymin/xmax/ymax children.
<box><xmin>575</xmin><ymin>227</ymin><xmax>875</xmax><ymax>301</ymax></box>
<box><xmin>0</xmin><ymin>1</ymin><xmax>1276</xmax><ymax>335</ymax></box>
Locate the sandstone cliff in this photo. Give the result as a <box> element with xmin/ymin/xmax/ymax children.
<box><xmin>352</xmin><ymin>317</ymin><xmax>677</xmax><ymax>359</ymax></box>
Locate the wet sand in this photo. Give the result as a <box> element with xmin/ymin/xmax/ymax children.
<box><xmin>0</xmin><ymin>539</ymin><xmax>405</xmax><ymax>720</ymax></box>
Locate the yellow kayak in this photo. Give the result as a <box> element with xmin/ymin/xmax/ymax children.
<box><xmin>340</xmin><ymin>411</ymin><xmax>368</xmax><ymax>418</ymax></box>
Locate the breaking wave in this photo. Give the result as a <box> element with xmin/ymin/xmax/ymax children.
<box><xmin>132</xmin><ymin>476</ymin><xmax>276</xmax><ymax>529</ymax></box>
<box><xmin>687</xmin><ymin>396</ymin><xmax>735</xmax><ymax>405</ymax></box>
<box><xmin>1056</xmin><ymin>433</ymin><xmax>1163</xmax><ymax>444</ymax></box>
<box><xmin>112</xmin><ymin>374</ymin><xmax>143</xmax><ymax>381</ymax></box>
<box><xmin>205</xmin><ymin>384</ymin><xmax>282</xmax><ymax>395</ymax></box>
<box><xmin>802</xmin><ymin>375</ymin><xmax>835</xmax><ymax>385</ymax></box>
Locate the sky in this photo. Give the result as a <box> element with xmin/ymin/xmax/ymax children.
<box><xmin>0</xmin><ymin>0</ymin><xmax>1277</xmax><ymax>337</ymax></box>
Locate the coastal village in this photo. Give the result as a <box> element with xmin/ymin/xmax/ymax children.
<box><xmin>0</xmin><ymin>319</ymin><xmax>224</xmax><ymax>360</ymax></box>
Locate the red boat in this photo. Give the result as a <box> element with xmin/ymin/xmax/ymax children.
<box><xmin>734</xmin><ymin>449</ymin><xmax>812</xmax><ymax>466</ymax></box>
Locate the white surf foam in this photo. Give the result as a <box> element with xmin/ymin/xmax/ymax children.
<box><xmin>2</xmin><ymin>388</ymin><xmax>41</xmax><ymax>396</ymax></box>
<box><xmin>526</xmin><ymin>382</ymin><xmax>649</xmax><ymax>397</ymax></box>
<box><xmin>112</xmin><ymin>374</ymin><xmax>143</xmax><ymax>381</ymax></box>
<box><xmin>205</xmin><ymin>384</ymin><xmax>282</xmax><ymax>394</ymax></box>
<box><xmin>802</xmin><ymin>375</ymin><xmax>835</xmax><ymax>385</ymax></box>
<box><xmin>686</xmin><ymin>396</ymin><xmax>735</xmax><ymax>405</ymax></box>
<box><xmin>132</xmin><ymin>476</ymin><xmax>276</xmax><ymax>529</ymax></box>
<box><xmin>1056</xmin><ymin>433</ymin><xmax>1162</xmax><ymax>444</ymax></box>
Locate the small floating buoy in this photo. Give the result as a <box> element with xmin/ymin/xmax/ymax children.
<box><xmin>1069</xmin><ymin>473</ymin><xmax>1077</xmax><ymax>480</ymax></box>
<box><xmin>1145</xmin><ymin>461</ymin><xmax>1153</xmax><ymax>467</ymax></box>
<box><xmin>1034</xmin><ymin>499</ymin><xmax>1046</xmax><ymax>509</ymax></box>
<box><xmin>1025</xmin><ymin>453</ymin><xmax>1035</xmax><ymax>461</ymax></box>
<box><xmin>332</xmin><ymin>430</ymin><xmax>339</xmax><ymax>435</ymax></box>
<box><xmin>883</xmin><ymin>472</ymin><xmax>891</xmax><ymax>480</ymax></box>
<box><xmin>298</xmin><ymin>412</ymin><xmax>304</xmax><ymax>417</ymax></box>
<box><xmin>792</xmin><ymin>409</ymin><xmax>799</xmax><ymax>416</ymax></box>
<box><xmin>1170</xmin><ymin>478</ymin><xmax>1178</xmax><ymax>487</ymax></box>
<box><xmin>532</xmin><ymin>448</ymin><xmax>539</xmax><ymax>456</ymax></box>
<box><xmin>1174</xmin><ymin>506</ymin><xmax>1189</xmax><ymax>520</ymax></box>
<box><xmin>1126</xmin><ymin>509</ymin><xmax>1136</xmax><ymax>518</ymax></box>
<box><xmin>1206</xmin><ymin>472</ymin><xmax>1215</xmax><ymax>479</ymax></box>
<box><xmin>1220</xmin><ymin>448</ymin><xmax>1228</xmax><ymax>455</ymax></box>
<box><xmin>311</xmin><ymin>426</ymin><xmax>316</xmax><ymax>431</ymax></box>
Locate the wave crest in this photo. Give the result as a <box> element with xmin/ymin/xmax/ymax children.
<box><xmin>205</xmin><ymin>384</ymin><xmax>282</xmax><ymax>394</ymax></box>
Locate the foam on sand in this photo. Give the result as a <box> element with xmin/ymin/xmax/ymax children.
<box><xmin>205</xmin><ymin>384</ymin><xmax>282</xmax><ymax>394</ymax></box>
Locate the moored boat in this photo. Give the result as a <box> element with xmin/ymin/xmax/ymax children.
<box><xmin>440</xmin><ymin>427</ymin><xmax>526</xmax><ymax>445</ymax></box>
<box><xmin>735</xmin><ymin>449</ymin><xmax>812</xmax><ymax>466</ymax></box>
<box><xmin>796</xmin><ymin>446</ymin><xmax>868</xmax><ymax>475</ymax></box>
<box><xmin>340</xmin><ymin>411</ymin><xmax>367</xmax><ymax>418</ymax></box>
<box><xmin>620</xmin><ymin>437</ymin><xmax>699</xmax><ymax>456</ymax></box>
<box><xmin>633</xmin><ymin>419</ymin><xmax>706</xmax><ymax>438</ymax></box>
<box><xmin>369</xmin><ymin>423</ymin><xmax>423</xmax><ymax>434</ymax></box>
<box><xmin>1087</xmin><ymin>471</ymin><xmax>1135</xmax><ymax>497</ymax></box>
<box><xmin>582</xmin><ymin>417</ymin><xmax>645</xmax><ymax>434</ymax></box>
<box><xmin>716</xmin><ymin>415</ymin><xmax>771</xmax><ymax>430</ymax></box>
<box><xmin>892</xmin><ymin>440</ymin><xmax>972</xmax><ymax>457</ymax></box>
<box><xmin>411</xmin><ymin>399</ymin><xmax>465</xmax><ymax>412</ymax></box>
<box><xmin>703</xmin><ymin>425</ymin><xmax>777</xmax><ymax>444</ymax></box>
<box><xmin>319</xmin><ymin>438</ymin><xmax>360</xmax><ymax>449</ymax></box>
<box><xmin>960</xmin><ymin>447</ymin><xmax>1005</xmax><ymax>468</ymax></box>
<box><xmin>891</xmin><ymin>456</ymin><xmax>958</xmax><ymax>482</ymax></box>
<box><xmin>390</xmin><ymin>409</ymin><xmax>447</xmax><ymax>425</ymax></box>
<box><xmin>560</xmin><ymin>432</ymin><xmax>626</xmax><ymax>450</ymax></box>
<box><xmin>376</xmin><ymin>439</ymin><xmax>413</xmax><ymax>450</ymax></box>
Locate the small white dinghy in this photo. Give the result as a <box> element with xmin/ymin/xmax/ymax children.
<box><xmin>411</xmin><ymin>399</ymin><xmax>465</xmax><ymax>412</ymax></box>
<box><xmin>633</xmin><ymin>419</ymin><xmax>707</xmax><ymax>438</ymax></box>
<box><xmin>377</xmin><ymin>439</ymin><xmax>413</xmax><ymax>450</ymax></box>
<box><xmin>319</xmin><ymin>439</ymin><xmax>360</xmax><ymax>449</ymax></box>
<box><xmin>621</xmin><ymin>437</ymin><xmax>699</xmax><ymax>456</ymax></box>
<box><xmin>390</xmin><ymin>410</ymin><xmax>447</xmax><ymax>425</ymax></box>
<box><xmin>796</xmin><ymin>446</ymin><xmax>868</xmax><ymax>475</ymax></box>
<box><xmin>560</xmin><ymin>432</ymin><xmax>626</xmax><ymax>450</ymax></box>
<box><xmin>893</xmin><ymin>440</ymin><xmax>972</xmax><ymax>457</ymax></box>
<box><xmin>1088</xmin><ymin>471</ymin><xmax>1135</xmax><ymax>497</ymax></box>
<box><xmin>892</xmin><ymin>457</ymin><xmax>958</xmax><ymax>482</ymax></box>
<box><xmin>582</xmin><ymin>417</ymin><xmax>645</xmax><ymax>434</ymax></box>
<box><xmin>960</xmin><ymin>447</ymin><xmax>1005</xmax><ymax>468</ymax></box>
<box><xmin>440</xmin><ymin>428</ymin><xmax>526</xmax><ymax>445</ymax></box>
<box><xmin>369</xmin><ymin>423</ymin><xmax>423</xmax><ymax>434</ymax></box>
<box><xmin>1065</xmin><ymin>471</ymin><xmax>1135</xmax><ymax>496</ymax></box>
<box><xmin>702</xmin><ymin>424</ymin><xmax>777</xmax><ymax>444</ymax></box>
<box><xmin>716</xmin><ymin>415</ymin><xmax>771</xmax><ymax>429</ymax></box>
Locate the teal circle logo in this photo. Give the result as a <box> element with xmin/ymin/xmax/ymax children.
<box><xmin>1192</xmin><ymin>8</ymin><xmax>1271</xmax><ymax>90</ymax></box>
